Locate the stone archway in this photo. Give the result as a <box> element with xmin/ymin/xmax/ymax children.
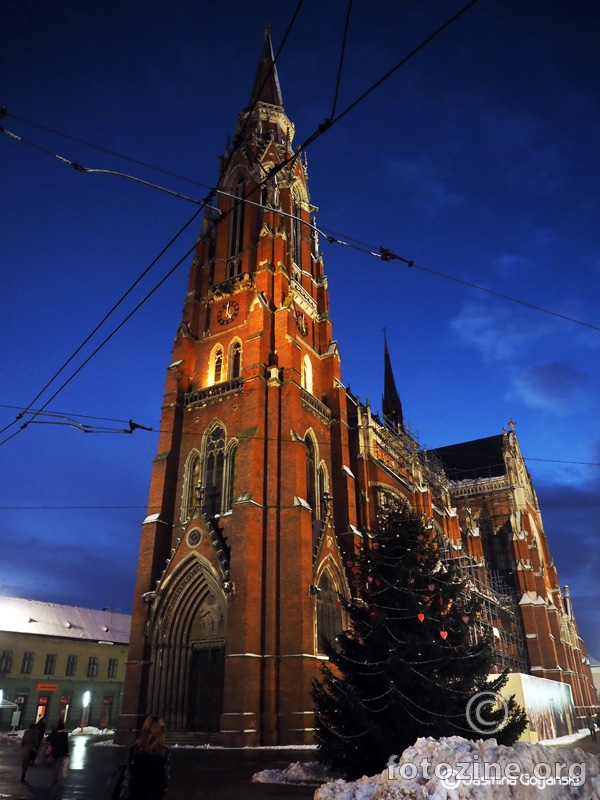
<box><xmin>147</xmin><ymin>556</ymin><xmax>227</xmax><ymax>732</ymax></box>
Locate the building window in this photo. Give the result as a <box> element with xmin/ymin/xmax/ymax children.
<box><xmin>292</xmin><ymin>197</ymin><xmax>302</xmax><ymax>267</ymax></box>
<box><xmin>184</xmin><ymin>452</ymin><xmax>201</xmax><ymax>519</ymax></box>
<box><xmin>107</xmin><ymin>659</ymin><xmax>118</xmax><ymax>679</ymax></box>
<box><xmin>21</xmin><ymin>652</ymin><xmax>34</xmax><ymax>674</ymax></box>
<box><xmin>87</xmin><ymin>657</ymin><xmax>98</xmax><ymax>678</ymax></box>
<box><xmin>44</xmin><ymin>653</ymin><xmax>57</xmax><ymax>676</ymax></box>
<box><xmin>204</xmin><ymin>425</ymin><xmax>226</xmax><ymax>517</ymax></box>
<box><xmin>306</xmin><ymin>435</ymin><xmax>317</xmax><ymax>522</ymax></box>
<box><xmin>316</xmin><ymin>572</ymin><xmax>342</xmax><ymax>655</ymax></box>
<box><xmin>301</xmin><ymin>355</ymin><xmax>313</xmax><ymax>394</ymax></box>
<box><xmin>228</xmin><ymin>180</ymin><xmax>245</xmax><ymax>260</ymax></box>
<box><xmin>0</xmin><ymin>650</ymin><xmax>13</xmax><ymax>673</ymax></box>
<box><xmin>209</xmin><ymin>345</ymin><xmax>224</xmax><ymax>386</ymax></box>
<box><xmin>223</xmin><ymin>443</ymin><xmax>238</xmax><ymax>513</ymax></box>
<box><xmin>228</xmin><ymin>340</ymin><xmax>242</xmax><ymax>379</ymax></box>
<box><xmin>66</xmin><ymin>656</ymin><xmax>78</xmax><ymax>677</ymax></box>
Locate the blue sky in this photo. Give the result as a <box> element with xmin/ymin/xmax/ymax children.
<box><xmin>1</xmin><ymin>1</ymin><xmax>599</xmax><ymax>656</ymax></box>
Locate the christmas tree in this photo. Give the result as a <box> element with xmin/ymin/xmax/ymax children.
<box><xmin>312</xmin><ymin>502</ymin><xmax>527</xmax><ymax>778</ymax></box>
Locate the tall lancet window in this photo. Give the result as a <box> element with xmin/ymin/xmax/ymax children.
<box><xmin>316</xmin><ymin>571</ymin><xmax>342</xmax><ymax>655</ymax></box>
<box><xmin>301</xmin><ymin>355</ymin><xmax>313</xmax><ymax>394</ymax></box>
<box><xmin>209</xmin><ymin>345</ymin><xmax>224</xmax><ymax>385</ymax></box>
<box><xmin>229</xmin><ymin>340</ymin><xmax>242</xmax><ymax>380</ymax></box>
<box><xmin>227</xmin><ymin>179</ymin><xmax>245</xmax><ymax>277</ymax></box>
<box><xmin>223</xmin><ymin>443</ymin><xmax>238</xmax><ymax>513</ymax></box>
<box><xmin>306</xmin><ymin>435</ymin><xmax>317</xmax><ymax>522</ymax></box>
<box><xmin>292</xmin><ymin>197</ymin><xmax>302</xmax><ymax>267</ymax></box>
<box><xmin>204</xmin><ymin>426</ymin><xmax>226</xmax><ymax>517</ymax></box>
<box><xmin>185</xmin><ymin>454</ymin><xmax>201</xmax><ymax>518</ymax></box>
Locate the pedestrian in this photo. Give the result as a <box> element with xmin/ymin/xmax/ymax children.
<box><xmin>20</xmin><ymin>724</ymin><xmax>38</xmax><ymax>783</ymax></box>
<box><xmin>596</xmin><ymin>710</ymin><xmax>600</xmax><ymax>729</ymax></box>
<box><xmin>48</xmin><ymin>720</ymin><xmax>69</xmax><ymax>783</ymax></box>
<box><xmin>118</xmin><ymin>716</ymin><xmax>170</xmax><ymax>799</ymax></box>
<box><xmin>31</xmin><ymin>716</ymin><xmax>46</xmax><ymax>763</ymax></box>
<box><xmin>586</xmin><ymin>714</ymin><xmax>597</xmax><ymax>742</ymax></box>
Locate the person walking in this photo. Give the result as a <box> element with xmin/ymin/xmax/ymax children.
<box><xmin>48</xmin><ymin>720</ymin><xmax>69</xmax><ymax>783</ymax></box>
<box><xmin>586</xmin><ymin>714</ymin><xmax>597</xmax><ymax>742</ymax></box>
<box><xmin>19</xmin><ymin>724</ymin><xmax>39</xmax><ymax>783</ymax></box>
<box><xmin>118</xmin><ymin>716</ymin><xmax>170</xmax><ymax>799</ymax></box>
<box><xmin>32</xmin><ymin>716</ymin><xmax>46</xmax><ymax>763</ymax></box>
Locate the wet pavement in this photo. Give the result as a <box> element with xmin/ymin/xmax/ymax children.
<box><xmin>2</xmin><ymin>731</ymin><xmax>599</xmax><ymax>799</ymax></box>
<box><xmin>0</xmin><ymin>736</ymin><xmax>317</xmax><ymax>800</ymax></box>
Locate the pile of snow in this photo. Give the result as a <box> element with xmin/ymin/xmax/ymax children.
<box><xmin>253</xmin><ymin>760</ymin><xmax>335</xmax><ymax>785</ymax></box>
<box><xmin>70</xmin><ymin>726</ymin><xmax>115</xmax><ymax>736</ymax></box>
<box><xmin>0</xmin><ymin>732</ymin><xmax>19</xmax><ymax>747</ymax></box>
<box><xmin>314</xmin><ymin>736</ymin><xmax>600</xmax><ymax>800</ymax></box>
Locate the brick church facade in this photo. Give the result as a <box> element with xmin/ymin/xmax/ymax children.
<box><xmin>116</xmin><ymin>30</ymin><xmax>596</xmax><ymax>745</ymax></box>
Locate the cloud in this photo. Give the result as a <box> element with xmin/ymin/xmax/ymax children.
<box><xmin>384</xmin><ymin>156</ymin><xmax>462</xmax><ymax>214</ymax></box>
<box><xmin>491</xmin><ymin>253</ymin><xmax>532</xmax><ymax>278</ymax></box>
<box><xmin>513</xmin><ymin>362</ymin><xmax>588</xmax><ymax>413</ymax></box>
<box><xmin>449</xmin><ymin>302</ymin><xmax>553</xmax><ymax>361</ymax></box>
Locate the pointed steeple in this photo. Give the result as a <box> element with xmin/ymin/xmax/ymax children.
<box><xmin>382</xmin><ymin>332</ymin><xmax>404</xmax><ymax>431</ymax></box>
<box><xmin>248</xmin><ymin>24</ymin><xmax>283</xmax><ymax>109</ymax></box>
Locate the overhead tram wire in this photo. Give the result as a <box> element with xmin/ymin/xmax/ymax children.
<box><xmin>0</xmin><ymin>4</ymin><xmax>307</xmax><ymax>449</ymax></box>
<box><xmin>330</xmin><ymin>0</ymin><xmax>354</xmax><ymax>120</ymax></box>
<box><xmin>5</xmin><ymin>121</ymin><xmax>599</xmax><ymax>337</ymax></box>
<box><xmin>265</xmin><ymin>0</ymin><xmax>481</xmax><ymax>181</ymax></box>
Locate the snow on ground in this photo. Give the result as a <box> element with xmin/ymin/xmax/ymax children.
<box><xmin>70</xmin><ymin>726</ymin><xmax>115</xmax><ymax>736</ymax></box>
<box><xmin>541</xmin><ymin>729</ymin><xmax>590</xmax><ymax>747</ymax></box>
<box><xmin>313</xmin><ymin>736</ymin><xmax>600</xmax><ymax>800</ymax></box>
<box><xmin>0</xmin><ymin>733</ymin><xmax>19</xmax><ymax>747</ymax></box>
<box><xmin>253</xmin><ymin>761</ymin><xmax>335</xmax><ymax>785</ymax></box>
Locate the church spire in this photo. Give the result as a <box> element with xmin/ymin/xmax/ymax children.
<box><xmin>382</xmin><ymin>332</ymin><xmax>404</xmax><ymax>431</ymax></box>
<box><xmin>248</xmin><ymin>23</ymin><xmax>283</xmax><ymax>109</ymax></box>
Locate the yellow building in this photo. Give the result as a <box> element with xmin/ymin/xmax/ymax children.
<box><xmin>0</xmin><ymin>596</ymin><xmax>130</xmax><ymax>731</ymax></box>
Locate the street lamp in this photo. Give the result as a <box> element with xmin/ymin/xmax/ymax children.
<box><xmin>80</xmin><ymin>691</ymin><xmax>91</xmax><ymax>728</ymax></box>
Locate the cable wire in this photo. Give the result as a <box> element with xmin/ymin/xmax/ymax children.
<box><xmin>330</xmin><ymin>0</ymin><xmax>353</xmax><ymax>120</ymax></box>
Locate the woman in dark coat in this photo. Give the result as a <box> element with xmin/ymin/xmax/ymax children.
<box><xmin>122</xmin><ymin>716</ymin><xmax>169</xmax><ymax>800</ymax></box>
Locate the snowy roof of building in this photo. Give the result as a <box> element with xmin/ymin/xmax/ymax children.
<box><xmin>0</xmin><ymin>596</ymin><xmax>131</xmax><ymax>644</ymax></box>
<box><xmin>433</xmin><ymin>434</ymin><xmax>506</xmax><ymax>482</ymax></box>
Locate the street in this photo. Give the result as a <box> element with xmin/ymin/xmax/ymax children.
<box><xmin>0</xmin><ymin>736</ymin><xmax>317</xmax><ymax>800</ymax></box>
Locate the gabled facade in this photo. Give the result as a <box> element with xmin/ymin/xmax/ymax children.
<box><xmin>117</xmin><ymin>29</ymin><xmax>596</xmax><ymax>746</ymax></box>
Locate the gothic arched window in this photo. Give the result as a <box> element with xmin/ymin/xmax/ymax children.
<box><xmin>316</xmin><ymin>571</ymin><xmax>342</xmax><ymax>655</ymax></box>
<box><xmin>209</xmin><ymin>345</ymin><xmax>224</xmax><ymax>386</ymax></box>
<box><xmin>301</xmin><ymin>355</ymin><xmax>313</xmax><ymax>394</ymax></box>
<box><xmin>223</xmin><ymin>443</ymin><xmax>238</xmax><ymax>513</ymax></box>
<box><xmin>204</xmin><ymin>426</ymin><xmax>226</xmax><ymax>517</ymax></box>
<box><xmin>228</xmin><ymin>340</ymin><xmax>242</xmax><ymax>380</ymax></box>
<box><xmin>306</xmin><ymin>435</ymin><xmax>317</xmax><ymax>522</ymax></box>
<box><xmin>228</xmin><ymin>179</ymin><xmax>245</xmax><ymax>262</ymax></box>
<box><xmin>184</xmin><ymin>452</ymin><xmax>201</xmax><ymax>519</ymax></box>
<box><xmin>292</xmin><ymin>197</ymin><xmax>302</xmax><ymax>267</ymax></box>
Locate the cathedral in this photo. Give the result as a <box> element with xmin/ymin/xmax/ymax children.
<box><xmin>116</xmin><ymin>30</ymin><xmax>596</xmax><ymax>746</ymax></box>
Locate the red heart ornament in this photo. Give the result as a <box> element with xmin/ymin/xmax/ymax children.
<box><xmin>428</xmin><ymin>584</ymin><xmax>435</xmax><ymax>591</ymax></box>
<box><xmin>407</xmin><ymin>578</ymin><xmax>415</xmax><ymax>586</ymax></box>
<box><xmin>375</xmin><ymin>579</ymin><xmax>381</xmax><ymax>586</ymax></box>
<box><xmin>417</xmin><ymin>613</ymin><xmax>425</xmax><ymax>622</ymax></box>
<box><xmin>439</xmin><ymin>597</ymin><xmax>444</xmax><ymax>605</ymax></box>
<box><xmin>462</xmin><ymin>615</ymin><xmax>470</xmax><ymax>624</ymax></box>
<box><xmin>440</xmin><ymin>630</ymin><xmax>448</xmax><ymax>640</ymax></box>
<box><xmin>372</xmin><ymin>542</ymin><xmax>379</xmax><ymax>549</ymax></box>
<box><xmin>415</xmin><ymin>554</ymin><xmax>421</xmax><ymax>561</ymax></box>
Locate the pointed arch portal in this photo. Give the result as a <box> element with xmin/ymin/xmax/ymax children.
<box><xmin>147</xmin><ymin>556</ymin><xmax>227</xmax><ymax>732</ymax></box>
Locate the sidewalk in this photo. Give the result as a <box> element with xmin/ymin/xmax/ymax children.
<box><xmin>0</xmin><ymin>736</ymin><xmax>317</xmax><ymax>800</ymax></box>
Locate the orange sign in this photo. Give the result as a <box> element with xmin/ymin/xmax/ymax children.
<box><xmin>35</xmin><ymin>683</ymin><xmax>58</xmax><ymax>692</ymax></box>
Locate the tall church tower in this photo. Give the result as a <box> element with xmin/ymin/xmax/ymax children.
<box><xmin>116</xmin><ymin>28</ymin><xmax>356</xmax><ymax>746</ymax></box>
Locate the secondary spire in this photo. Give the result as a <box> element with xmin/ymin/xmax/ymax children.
<box><xmin>382</xmin><ymin>331</ymin><xmax>404</xmax><ymax>431</ymax></box>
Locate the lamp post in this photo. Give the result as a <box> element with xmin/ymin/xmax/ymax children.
<box><xmin>80</xmin><ymin>691</ymin><xmax>91</xmax><ymax>729</ymax></box>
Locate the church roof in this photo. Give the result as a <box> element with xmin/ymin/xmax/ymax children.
<box><xmin>248</xmin><ymin>24</ymin><xmax>283</xmax><ymax>108</ymax></box>
<box><xmin>0</xmin><ymin>596</ymin><xmax>131</xmax><ymax>644</ymax></box>
<box><xmin>433</xmin><ymin>434</ymin><xmax>506</xmax><ymax>482</ymax></box>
